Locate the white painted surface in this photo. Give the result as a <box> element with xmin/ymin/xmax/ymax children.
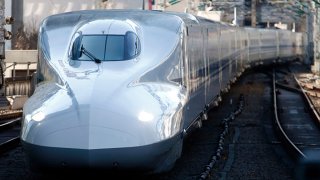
<box><xmin>5</xmin><ymin>50</ymin><xmax>37</xmax><ymax>63</ymax></box>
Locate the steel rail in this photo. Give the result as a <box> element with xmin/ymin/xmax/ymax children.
<box><xmin>272</xmin><ymin>68</ymin><xmax>306</xmax><ymax>159</ymax></box>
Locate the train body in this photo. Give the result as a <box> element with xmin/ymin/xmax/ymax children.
<box><xmin>21</xmin><ymin>10</ymin><xmax>306</xmax><ymax>173</ymax></box>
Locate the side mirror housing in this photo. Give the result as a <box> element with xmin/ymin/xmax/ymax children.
<box><xmin>71</xmin><ymin>36</ymin><xmax>82</xmax><ymax>60</ymax></box>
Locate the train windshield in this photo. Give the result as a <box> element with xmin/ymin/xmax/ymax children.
<box><xmin>71</xmin><ymin>31</ymin><xmax>140</xmax><ymax>61</ymax></box>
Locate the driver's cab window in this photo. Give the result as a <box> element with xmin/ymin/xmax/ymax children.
<box><xmin>70</xmin><ymin>31</ymin><xmax>140</xmax><ymax>61</ymax></box>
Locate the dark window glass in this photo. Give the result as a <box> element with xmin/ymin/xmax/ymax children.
<box><xmin>125</xmin><ymin>32</ymin><xmax>140</xmax><ymax>58</ymax></box>
<box><xmin>79</xmin><ymin>36</ymin><xmax>106</xmax><ymax>61</ymax></box>
<box><xmin>72</xmin><ymin>31</ymin><xmax>140</xmax><ymax>61</ymax></box>
<box><xmin>105</xmin><ymin>36</ymin><xmax>124</xmax><ymax>61</ymax></box>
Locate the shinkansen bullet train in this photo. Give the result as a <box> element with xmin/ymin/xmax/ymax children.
<box><xmin>21</xmin><ymin>10</ymin><xmax>306</xmax><ymax>173</ymax></box>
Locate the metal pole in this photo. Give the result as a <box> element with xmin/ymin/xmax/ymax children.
<box><xmin>311</xmin><ymin>1</ymin><xmax>319</xmax><ymax>73</ymax></box>
<box><xmin>27</xmin><ymin>62</ymin><xmax>30</xmax><ymax>78</ymax></box>
<box><xmin>306</xmin><ymin>2</ymin><xmax>313</xmax><ymax>65</ymax></box>
<box><xmin>252</xmin><ymin>0</ymin><xmax>256</xmax><ymax>27</ymax></box>
<box><xmin>0</xmin><ymin>0</ymin><xmax>4</xmax><ymax>97</ymax></box>
<box><xmin>142</xmin><ymin>0</ymin><xmax>145</xmax><ymax>10</ymax></box>
<box><xmin>12</xmin><ymin>0</ymin><xmax>23</xmax><ymax>49</ymax></box>
<box><xmin>315</xmin><ymin>4</ymin><xmax>320</xmax><ymax>73</ymax></box>
<box><xmin>12</xmin><ymin>62</ymin><xmax>15</xmax><ymax>95</ymax></box>
<box><xmin>234</xmin><ymin>7</ymin><xmax>237</xmax><ymax>26</ymax></box>
<box><xmin>13</xmin><ymin>62</ymin><xmax>16</xmax><ymax>81</ymax></box>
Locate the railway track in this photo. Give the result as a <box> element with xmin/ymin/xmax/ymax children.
<box><xmin>0</xmin><ymin>107</ymin><xmax>23</xmax><ymax>155</ymax></box>
<box><xmin>273</xmin><ymin>67</ymin><xmax>320</xmax><ymax>158</ymax></box>
<box><xmin>0</xmin><ymin>110</ymin><xmax>22</xmax><ymax>120</ymax></box>
<box><xmin>0</xmin><ymin>117</ymin><xmax>21</xmax><ymax>155</ymax></box>
<box><xmin>272</xmin><ymin>65</ymin><xmax>320</xmax><ymax>179</ymax></box>
<box><xmin>152</xmin><ymin>64</ymin><xmax>294</xmax><ymax>179</ymax></box>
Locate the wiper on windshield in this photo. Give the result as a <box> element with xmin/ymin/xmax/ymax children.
<box><xmin>80</xmin><ymin>45</ymin><xmax>102</xmax><ymax>64</ymax></box>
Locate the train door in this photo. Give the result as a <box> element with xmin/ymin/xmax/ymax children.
<box><xmin>233</xmin><ymin>28</ymin><xmax>237</xmax><ymax>80</ymax></box>
<box><xmin>235</xmin><ymin>29</ymin><xmax>239</xmax><ymax>76</ymax></box>
<box><xmin>246</xmin><ymin>30</ymin><xmax>250</xmax><ymax>68</ymax></box>
<box><xmin>259</xmin><ymin>31</ymin><xmax>262</xmax><ymax>61</ymax></box>
<box><xmin>207</xmin><ymin>24</ymin><xmax>221</xmax><ymax>107</ymax></box>
<box><xmin>218</xmin><ymin>29</ymin><xmax>222</xmax><ymax>93</ymax></box>
<box><xmin>239</xmin><ymin>30</ymin><xmax>244</xmax><ymax>74</ymax></box>
<box><xmin>181</xmin><ymin>27</ymin><xmax>189</xmax><ymax>93</ymax></box>
<box><xmin>228</xmin><ymin>28</ymin><xmax>235</xmax><ymax>84</ymax></box>
<box><xmin>203</xmin><ymin>26</ymin><xmax>209</xmax><ymax>107</ymax></box>
<box><xmin>276</xmin><ymin>30</ymin><xmax>280</xmax><ymax>60</ymax></box>
<box><xmin>219</xmin><ymin>26</ymin><xmax>230</xmax><ymax>93</ymax></box>
<box><xmin>229</xmin><ymin>29</ymin><xmax>237</xmax><ymax>83</ymax></box>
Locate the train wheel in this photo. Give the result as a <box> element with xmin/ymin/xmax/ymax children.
<box><xmin>201</xmin><ymin>112</ymin><xmax>208</xmax><ymax>121</ymax></box>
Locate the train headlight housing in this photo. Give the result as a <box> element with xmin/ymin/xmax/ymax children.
<box><xmin>31</xmin><ymin>111</ymin><xmax>46</xmax><ymax>122</ymax></box>
<box><xmin>138</xmin><ymin>111</ymin><xmax>154</xmax><ymax>122</ymax></box>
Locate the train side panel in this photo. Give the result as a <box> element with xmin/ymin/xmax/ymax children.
<box><xmin>220</xmin><ymin>25</ymin><xmax>233</xmax><ymax>93</ymax></box>
<box><xmin>183</xmin><ymin>23</ymin><xmax>206</xmax><ymax>128</ymax></box>
<box><xmin>206</xmin><ymin>22</ymin><xmax>222</xmax><ymax>106</ymax></box>
<box><xmin>259</xmin><ymin>29</ymin><xmax>277</xmax><ymax>62</ymax></box>
<box><xmin>278</xmin><ymin>30</ymin><xmax>295</xmax><ymax>60</ymax></box>
<box><xmin>21</xmin><ymin>10</ymin><xmax>307</xmax><ymax>174</ymax></box>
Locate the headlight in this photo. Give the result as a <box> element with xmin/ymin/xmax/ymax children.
<box><xmin>31</xmin><ymin>111</ymin><xmax>46</xmax><ymax>121</ymax></box>
<box><xmin>138</xmin><ymin>111</ymin><xmax>154</xmax><ymax>122</ymax></box>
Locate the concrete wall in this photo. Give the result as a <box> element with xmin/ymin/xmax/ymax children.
<box><xmin>4</xmin><ymin>50</ymin><xmax>37</xmax><ymax>78</ymax></box>
<box><xmin>5</xmin><ymin>50</ymin><xmax>37</xmax><ymax>63</ymax></box>
<box><xmin>102</xmin><ymin>0</ymin><xmax>143</xmax><ymax>9</ymax></box>
<box><xmin>197</xmin><ymin>11</ymin><xmax>222</xmax><ymax>22</ymax></box>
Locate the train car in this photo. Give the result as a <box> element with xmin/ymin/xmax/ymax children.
<box><xmin>21</xmin><ymin>9</ymin><xmax>306</xmax><ymax>173</ymax></box>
